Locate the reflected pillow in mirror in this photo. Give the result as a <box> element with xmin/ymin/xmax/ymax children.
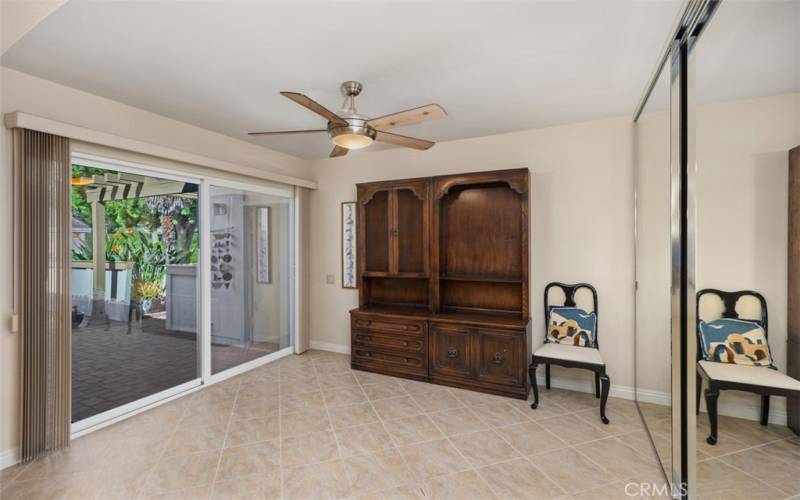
<box><xmin>546</xmin><ymin>307</ymin><xmax>597</xmax><ymax>347</ymax></box>
<box><xmin>699</xmin><ymin>318</ymin><xmax>772</xmax><ymax>366</ymax></box>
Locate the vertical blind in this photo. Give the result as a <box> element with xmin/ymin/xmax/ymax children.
<box><xmin>13</xmin><ymin>128</ymin><xmax>72</xmax><ymax>461</ymax></box>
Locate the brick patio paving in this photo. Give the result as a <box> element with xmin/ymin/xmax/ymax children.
<box><xmin>72</xmin><ymin>317</ymin><xmax>277</xmax><ymax>422</ymax></box>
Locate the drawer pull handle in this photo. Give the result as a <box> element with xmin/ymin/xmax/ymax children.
<box><xmin>356</xmin><ymin>320</ymin><xmax>371</xmax><ymax>327</ymax></box>
<box><xmin>402</xmin><ymin>325</ymin><xmax>408</xmax><ymax>330</ymax></box>
<box><xmin>403</xmin><ymin>341</ymin><xmax>409</xmax><ymax>346</ymax></box>
<box><xmin>492</xmin><ymin>352</ymin><xmax>505</xmax><ymax>365</ymax></box>
<box><xmin>447</xmin><ymin>347</ymin><xmax>458</xmax><ymax>358</ymax></box>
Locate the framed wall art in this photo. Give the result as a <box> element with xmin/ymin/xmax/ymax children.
<box><xmin>341</xmin><ymin>201</ymin><xmax>357</xmax><ymax>289</ymax></box>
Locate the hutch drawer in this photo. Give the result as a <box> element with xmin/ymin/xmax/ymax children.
<box><xmin>350</xmin><ymin>315</ymin><xmax>426</xmax><ymax>336</ymax></box>
<box><xmin>352</xmin><ymin>330</ymin><xmax>426</xmax><ymax>353</ymax></box>
<box><xmin>351</xmin><ymin>346</ymin><xmax>427</xmax><ymax>377</ymax></box>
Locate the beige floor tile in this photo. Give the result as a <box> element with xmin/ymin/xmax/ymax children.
<box><xmin>428</xmin><ymin>408</ymin><xmax>488</xmax><ymax>437</ymax></box>
<box><xmin>528</xmin><ymin>447</ymin><xmax>614</xmax><ymax>494</ymax></box>
<box><xmin>319</xmin><ymin>371</ymin><xmax>361</xmax><ymax>390</ymax></box>
<box><xmin>281</xmin><ymin>408</ymin><xmax>332</xmax><ymax>437</ymax></box>
<box><xmin>335</xmin><ymin>422</ymin><xmax>395</xmax><ymax>457</ymax></box>
<box><xmin>238</xmin><ymin>380</ymin><xmax>280</xmax><ymax>401</ymax></box>
<box><xmin>184</xmin><ymin>397</ymin><xmax>234</xmax><ymax>427</ymax></box>
<box><xmin>715</xmin><ymin>415</ymin><xmax>796</xmax><ymax>446</ymax></box>
<box><xmin>397</xmin><ymin>438</ymin><xmax>470</xmax><ymax>481</ymax></box>
<box><xmin>0</xmin><ymin>463</ymin><xmax>27</xmax><ymax>485</ymax></box>
<box><xmin>695</xmin><ymin>427</ymin><xmax>750</xmax><ymax>458</ymax></box>
<box><xmin>397</xmin><ymin>380</ymin><xmax>451</xmax><ymax>396</ymax></box>
<box><xmin>142</xmin><ymin>450</ymin><xmax>220</xmax><ymax>496</ymax></box>
<box><xmin>449</xmin><ymin>388</ymin><xmax>509</xmax><ymax>407</ymax></box>
<box><xmin>63</xmin><ymin>458</ymin><xmax>153</xmax><ymax>499</ymax></box>
<box><xmin>315</xmin><ymin>359</ymin><xmax>353</xmax><ymax>376</ymax></box>
<box><xmin>361</xmin><ymin>381</ymin><xmax>405</xmax><ymax>401</ymax></box>
<box><xmin>372</xmin><ymin>396</ymin><xmax>424</xmax><ymax>421</ymax></box>
<box><xmin>538</xmin><ymin>413</ymin><xmax>608</xmax><ymax>445</ymax></box>
<box><xmin>281</xmin><ymin>391</ymin><xmax>326</xmax><ymax>414</ymax></box>
<box><xmin>163</xmin><ymin>421</ymin><xmax>227</xmax><ymax>457</ymax></box>
<box><xmin>509</xmin><ymin>396</ymin><xmax>570</xmax><ymax>421</ymax></box>
<box><xmin>477</xmin><ymin>457</ymin><xmax>566</xmax><ymax>499</ymax></box>
<box><xmin>324</xmin><ymin>386</ymin><xmax>368</xmax><ymax>408</ymax></box>
<box><xmin>571</xmin><ymin>480</ymin><xmax>670</xmax><ymax>500</ymax></box>
<box><xmin>2</xmin><ymin>473</ymin><xmax>93</xmax><ymax>500</ymax></box>
<box><xmin>385</xmin><ymin>414</ymin><xmax>444</xmax><ymax>446</ymax></box>
<box><xmin>215</xmin><ymin>439</ymin><xmax>281</xmax><ymax>481</ymax></box>
<box><xmin>342</xmin><ymin>449</ymin><xmax>415</xmax><ymax>494</ymax></box>
<box><xmin>16</xmin><ymin>435</ymin><xmax>110</xmax><ymax>480</ymax></box>
<box><xmin>211</xmin><ymin>470</ymin><xmax>281</xmax><ymax>499</ymax></box>
<box><xmin>280</xmin><ymin>377</ymin><xmax>322</xmax><ymax>395</ymax></box>
<box><xmin>101</xmin><ymin>433</ymin><xmax>169</xmax><ymax>466</ymax></box>
<box><xmin>224</xmin><ymin>414</ymin><xmax>280</xmax><ymax>448</ymax></box>
<box><xmin>410</xmin><ymin>390</ymin><xmax>462</xmax><ymax>413</ymax></box>
<box><xmin>353</xmin><ymin>370</ymin><xmax>398</xmax><ymax>385</ymax></box>
<box><xmin>282</xmin><ymin>459</ymin><xmax>353</xmax><ymax>500</ymax></box>
<box><xmin>696</xmin><ymin>458</ymin><xmax>786</xmax><ymax>500</ymax></box>
<box><xmin>720</xmin><ymin>446</ymin><xmax>800</xmax><ymax>496</ymax></box>
<box><xmin>142</xmin><ymin>483</ymin><xmax>213</xmax><ymax>500</ymax></box>
<box><xmin>282</xmin><ymin>430</ymin><xmax>340</xmax><ymax>468</ymax></box>
<box><xmin>575</xmin><ymin>404</ymin><xmax>643</xmax><ymax>435</ymax></box>
<box><xmin>329</xmin><ymin>401</ymin><xmax>380</xmax><ymax>429</ymax></box>
<box><xmin>424</xmin><ymin>470</ymin><xmax>499</xmax><ymax>500</ymax></box>
<box><xmin>544</xmin><ymin>387</ymin><xmax>602</xmax><ymax>411</ymax></box>
<box><xmin>761</xmin><ymin>438</ymin><xmax>800</xmax><ymax>463</ymax></box>
<box><xmin>470</xmin><ymin>401</ymin><xmax>530</xmax><ymax>428</ymax></box>
<box><xmin>494</xmin><ymin>420</ymin><xmax>568</xmax><ymax>456</ymax></box>
<box><xmin>232</xmin><ymin>396</ymin><xmax>280</xmax><ymax>420</ymax></box>
<box><xmin>575</xmin><ymin>437</ymin><xmax>662</xmax><ymax>481</ymax></box>
<box><xmin>449</xmin><ymin>429</ymin><xmax>520</xmax><ymax>467</ymax></box>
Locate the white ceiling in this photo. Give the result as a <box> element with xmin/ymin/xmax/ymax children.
<box><xmin>3</xmin><ymin>1</ymin><xmax>691</xmax><ymax>159</ymax></box>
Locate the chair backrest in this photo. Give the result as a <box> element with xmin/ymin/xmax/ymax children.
<box><xmin>696</xmin><ymin>288</ymin><xmax>769</xmax><ymax>360</ymax></box>
<box><xmin>544</xmin><ymin>282</ymin><xmax>599</xmax><ymax>347</ymax></box>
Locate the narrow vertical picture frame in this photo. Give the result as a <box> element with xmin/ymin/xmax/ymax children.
<box><xmin>341</xmin><ymin>201</ymin><xmax>357</xmax><ymax>289</ymax></box>
<box><xmin>256</xmin><ymin>206</ymin><xmax>271</xmax><ymax>284</ymax></box>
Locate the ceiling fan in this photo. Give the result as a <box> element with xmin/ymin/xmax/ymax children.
<box><xmin>248</xmin><ymin>81</ymin><xmax>446</xmax><ymax>158</ymax></box>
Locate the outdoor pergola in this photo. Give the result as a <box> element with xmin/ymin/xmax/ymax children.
<box><xmin>77</xmin><ymin>171</ymin><xmax>197</xmax><ymax>322</ymax></box>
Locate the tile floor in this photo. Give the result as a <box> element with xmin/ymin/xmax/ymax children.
<box><xmin>3</xmin><ymin>350</ymin><xmax>672</xmax><ymax>499</ymax></box>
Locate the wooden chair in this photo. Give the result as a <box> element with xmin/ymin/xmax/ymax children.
<box><xmin>529</xmin><ymin>282</ymin><xmax>610</xmax><ymax>424</ymax></box>
<box><xmin>696</xmin><ymin>288</ymin><xmax>800</xmax><ymax>445</ymax></box>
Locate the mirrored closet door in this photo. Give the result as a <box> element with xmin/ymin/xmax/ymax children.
<box><xmin>693</xmin><ymin>2</ymin><xmax>800</xmax><ymax>498</ymax></box>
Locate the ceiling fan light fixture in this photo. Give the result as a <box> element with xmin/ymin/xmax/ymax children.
<box><xmin>328</xmin><ymin>123</ymin><xmax>376</xmax><ymax>150</ymax></box>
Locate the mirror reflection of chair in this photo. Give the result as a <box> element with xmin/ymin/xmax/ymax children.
<box><xmin>529</xmin><ymin>282</ymin><xmax>610</xmax><ymax>424</ymax></box>
<box><xmin>696</xmin><ymin>288</ymin><xmax>800</xmax><ymax>445</ymax></box>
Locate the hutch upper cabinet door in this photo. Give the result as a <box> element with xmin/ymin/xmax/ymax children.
<box><xmin>358</xmin><ymin>179</ymin><xmax>430</xmax><ymax>278</ymax></box>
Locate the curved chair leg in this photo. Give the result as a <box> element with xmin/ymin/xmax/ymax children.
<box><xmin>705</xmin><ymin>385</ymin><xmax>719</xmax><ymax>445</ymax></box>
<box><xmin>760</xmin><ymin>395</ymin><xmax>770</xmax><ymax>426</ymax></box>
<box><xmin>545</xmin><ymin>364</ymin><xmax>551</xmax><ymax>390</ymax></box>
<box><xmin>595</xmin><ymin>372</ymin><xmax>600</xmax><ymax>398</ymax></box>
<box><xmin>529</xmin><ymin>363</ymin><xmax>539</xmax><ymax>409</ymax></box>
<box><xmin>696</xmin><ymin>372</ymin><xmax>702</xmax><ymax>416</ymax></box>
<box><xmin>599</xmin><ymin>371</ymin><xmax>610</xmax><ymax>425</ymax></box>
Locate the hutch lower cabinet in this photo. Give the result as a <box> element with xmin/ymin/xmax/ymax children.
<box><xmin>350</xmin><ymin>169</ymin><xmax>532</xmax><ymax>399</ymax></box>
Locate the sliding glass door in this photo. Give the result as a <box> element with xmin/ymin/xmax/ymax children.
<box><xmin>208</xmin><ymin>185</ymin><xmax>293</xmax><ymax>374</ymax></box>
<box><xmin>70</xmin><ymin>155</ymin><xmax>296</xmax><ymax>431</ymax></box>
<box><xmin>70</xmin><ymin>159</ymin><xmax>202</xmax><ymax>425</ymax></box>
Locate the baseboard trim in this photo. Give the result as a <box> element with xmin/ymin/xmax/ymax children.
<box><xmin>0</xmin><ymin>448</ymin><xmax>19</xmax><ymax>470</ymax></box>
<box><xmin>310</xmin><ymin>340</ymin><xmax>351</xmax><ymax>355</ymax></box>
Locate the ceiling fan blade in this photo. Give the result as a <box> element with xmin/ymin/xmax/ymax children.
<box><xmin>367</xmin><ymin>104</ymin><xmax>446</xmax><ymax>130</ymax></box>
<box><xmin>330</xmin><ymin>146</ymin><xmax>349</xmax><ymax>158</ymax></box>
<box><xmin>248</xmin><ymin>129</ymin><xmax>327</xmax><ymax>136</ymax></box>
<box><xmin>375</xmin><ymin>131</ymin><xmax>435</xmax><ymax>151</ymax></box>
<box><xmin>280</xmin><ymin>91</ymin><xmax>348</xmax><ymax>126</ymax></box>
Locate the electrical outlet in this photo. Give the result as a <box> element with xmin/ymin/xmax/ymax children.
<box><xmin>326</xmin><ymin>274</ymin><xmax>335</xmax><ymax>285</ymax></box>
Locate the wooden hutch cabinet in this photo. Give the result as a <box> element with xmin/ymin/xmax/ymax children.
<box><xmin>351</xmin><ymin>169</ymin><xmax>531</xmax><ymax>399</ymax></box>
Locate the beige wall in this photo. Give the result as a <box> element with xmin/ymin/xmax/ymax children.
<box><xmin>308</xmin><ymin>116</ymin><xmax>637</xmax><ymax>394</ymax></box>
<box><xmin>0</xmin><ymin>67</ymin><xmax>309</xmax><ymax>460</ymax></box>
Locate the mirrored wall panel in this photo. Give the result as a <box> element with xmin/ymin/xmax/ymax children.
<box><xmin>635</xmin><ymin>62</ymin><xmax>673</xmax><ymax>480</ymax></box>
<box><xmin>694</xmin><ymin>2</ymin><xmax>800</xmax><ymax>498</ymax></box>
<box><xmin>209</xmin><ymin>185</ymin><xmax>293</xmax><ymax>374</ymax></box>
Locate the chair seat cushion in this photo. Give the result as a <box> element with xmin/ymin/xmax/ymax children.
<box><xmin>698</xmin><ymin>360</ymin><xmax>800</xmax><ymax>391</ymax></box>
<box><xmin>698</xmin><ymin>318</ymin><xmax>772</xmax><ymax>366</ymax></box>
<box><xmin>547</xmin><ymin>306</ymin><xmax>597</xmax><ymax>347</ymax></box>
<box><xmin>534</xmin><ymin>342</ymin><xmax>604</xmax><ymax>366</ymax></box>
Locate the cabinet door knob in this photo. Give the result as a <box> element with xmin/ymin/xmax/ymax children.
<box><xmin>492</xmin><ymin>352</ymin><xmax>505</xmax><ymax>365</ymax></box>
<box><xmin>447</xmin><ymin>347</ymin><xmax>458</xmax><ymax>358</ymax></box>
